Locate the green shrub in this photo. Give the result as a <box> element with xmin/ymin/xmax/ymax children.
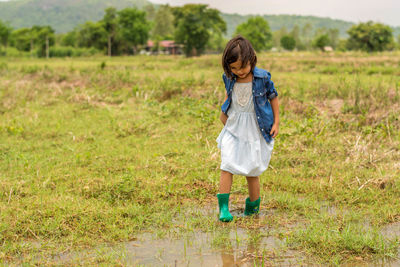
<box><xmin>280</xmin><ymin>35</ymin><xmax>296</xmax><ymax>51</ymax></box>
<box><xmin>49</xmin><ymin>46</ymin><xmax>101</xmax><ymax>57</ymax></box>
<box><xmin>0</xmin><ymin>47</ymin><xmax>30</xmax><ymax>57</ymax></box>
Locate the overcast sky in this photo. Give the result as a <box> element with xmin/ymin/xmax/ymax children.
<box><xmin>151</xmin><ymin>0</ymin><xmax>400</xmax><ymax>26</ymax></box>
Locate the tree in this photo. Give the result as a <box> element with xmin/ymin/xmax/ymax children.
<box><xmin>76</xmin><ymin>21</ymin><xmax>107</xmax><ymax>52</ymax></box>
<box><xmin>10</xmin><ymin>28</ymin><xmax>32</xmax><ymax>52</ymax></box>
<box><xmin>272</xmin><ymin>27</ymin><xmax>288</xmax><ymax>48</ymax></box>
<box><xmin>173</xmin><ymin>4</ymin><xmax>226</xmax><ymax>57</ymax></box>
<box><xmin>152</xmin><ymin>4</ymin><xmax>175</xmax><ymax>40</ymax></box>
<box><xmin>289</xmin><ymin>25</ymin><xmax>303</xmax><ymax>50</ymax></box>
<box><xmin>10</xmin><ymin>26</ymin><xmax>54</xmax><ymax>57</ymax></box>
<box><xmin>235</xmin><ymin>16</ymin><xmax>272</xmax><ymax>52</ymax></box>
<box><xmin>31</xmin><ymin>25</ymin><xmax>55</xmax><ymax>58</ymax></box>
<box><xmin>398</xmin><ymin>34</ymin><xmax>400</xmax><ymax>49</ymax></box>
<box><xmin>280</xmin><ymin>35</ymin><xmax>296</xmax><ymax>51</ymax></box>
<box><xmin>118</xmin><ymin>7</ymin><xmax>150</xmax><ymax>54</ymax></box>
<box><xmin>101</xmin><ymin>7</ymin><xmax>118</xmax><ymax>56</ymax></box>
<box><xmin>60</xmin><ymin>31</ymin><xmax>77</xmax><ymax>47</ymax></box>
<box><xmin>314</xmin><ymin>27</ymin><xmax>327</xmax><ymax>38</ymax></box>
<box><xmin>327</xmin><ymin>28</ymin><xmax>339</xmax><ymax>49</ymax></box>
<box><xmin>312</xmin><ymin>27</ymin><xmax>339</xmax><ymax>50</ymax></box>
<box><xmin>313</xmin><ymin>34</ymin><xmax>330</xmax><ymax>51</ymax></box>
<box><xmin>301</xmin><ymin>23</ymin><xmax>313</xmax><ymax>50</ymax></box>
<box><xmin>207</xmin><ymin>32</ymin><xmax>227</xmax><ymax>52</ymax></box>
<box><xmin>144</xmin><ymin>4</ymin><xmax>156</xmax><ymax>21</ymax></box>
<box><xmin>347</xmin><ymin>21</ymin><xmax>394</xmax><ymax>52</ymax></box>
<box><xmin>0</xmin><ymin>20</ymin><xmax>12</xmax><ymax>54</ymax></box>
<box><xmin>336</xmin><ymin>39</ymin><xmax>348</xmax><ymax>52</ymax></box>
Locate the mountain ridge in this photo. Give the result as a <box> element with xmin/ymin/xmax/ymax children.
<box><xmin>0</xmin><ymin>0</ymin><xmax>399</xmax><ymax>38</ymax></box>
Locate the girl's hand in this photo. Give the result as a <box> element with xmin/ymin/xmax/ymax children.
<box><xmin>220</xmin><ymin>112</ymin><xmax>228</xmax><ymax>125</ymax></box>
<box><xmin>269</xmin><ymin>97</ymin><xmax>279</xmax><ymax>138</ymax></box>
<box><xmin>270</xmin><ymin>123</ymin><xmax>279</xmax><ymax>138</ymax></box>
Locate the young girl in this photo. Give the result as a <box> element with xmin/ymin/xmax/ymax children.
<box><xmin>216</xmin><ymin>35</ymin><xmax>279</xmax><ymax>222</ymax></box>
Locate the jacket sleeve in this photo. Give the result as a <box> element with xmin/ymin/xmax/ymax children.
<box><xmin>264</xmin><ymin>71</ymin><xmax>278</xmax><ymax>100</ymax></box>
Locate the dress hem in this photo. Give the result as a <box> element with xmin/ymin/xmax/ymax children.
<box><xmin>220</xmin><ymin>165</ymin><xmax>266</xmax><ymax>177</ymax></box>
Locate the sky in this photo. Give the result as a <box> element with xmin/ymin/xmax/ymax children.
<box><xmin>150</xmin><ymin>0</ymin><xmax>400</xmax><ymax>27</ymax></box>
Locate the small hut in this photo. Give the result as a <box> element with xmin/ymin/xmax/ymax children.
<box><xmin>145</xmin><ymin>40</ymin><xmax>182</xmax><ymax>55</ymax></box>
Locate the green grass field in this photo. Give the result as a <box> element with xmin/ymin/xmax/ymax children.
<box><xmin>1</xmin><ymin>52</ymin><xmax>400</xmax><ymax>265</ymax></box>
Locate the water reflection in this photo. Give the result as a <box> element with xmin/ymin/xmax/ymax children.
<box><xmin>218</xmin><ymin>228</ymin><xmax>263</xmax><ymax>266</ymax></box>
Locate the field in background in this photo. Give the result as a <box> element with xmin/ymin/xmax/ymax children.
<box><xmin>1</xmin><ymin>52</ymin><xmax>400</xmax><ymax>265</ymax></box>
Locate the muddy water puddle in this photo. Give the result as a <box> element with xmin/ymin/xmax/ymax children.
<box><xmin>36</xmin><ymin>204</ymin><xmax>400</xmax><ymax>266</ymax></box>
<box><xmin>369</xmin><ymin>221</ymin><xmax>400</xmax><ymax>266</ymax></box>
<box><xmin>124</xmin><ymin>229</ymin><xmax>304</xmax><ymax>266</ymax></box>
<box><xmin>54</xmin><ymin>228</ymin><xmax>305</xmax><ymax>266</ymax></box>
<box><xmin>53</xmin><ymin>204</ymin><xmax>307</xmax><ymax>266</ymax></box>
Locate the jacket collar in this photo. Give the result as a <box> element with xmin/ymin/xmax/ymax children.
<box><xmin>252</xmin><ymin>66</ymin><xmax>266</xmax><ymax>78</ymax></box>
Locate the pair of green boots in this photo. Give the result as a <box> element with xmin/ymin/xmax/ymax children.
<box><xmin>217</xmin><ymin>193</ymin><xmax>260</xmax><ymax>222</ymax></box>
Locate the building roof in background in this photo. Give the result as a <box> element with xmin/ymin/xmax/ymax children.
<box><xmin>147</xmin><ymin>40</ymin><xmax>177</xmax><ymax>47</ymax></box>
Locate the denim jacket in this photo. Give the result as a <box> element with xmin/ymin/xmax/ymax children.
<box><xmin>221</xmin><ymin>66</ymin><xmax>278</xmax><ymax>144</ymax></box>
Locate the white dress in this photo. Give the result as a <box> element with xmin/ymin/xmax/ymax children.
<box><xmin>216</xmin><ymin>82</ymin><xmax>274</xmax><ymax>177</ymax></box>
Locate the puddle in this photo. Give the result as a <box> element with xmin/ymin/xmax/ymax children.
<box><xmin>380</xmin><ymin>222</ymin><xmax>400</xmax><ymax>240</ymax></box>
<box><xmin>319</xmin><ymin>202</ymin><xmax>339</xmax><ymax>216</ymax></box>
<box><xmin>340</xmin><ymin>222</ymin><xmax>400</xmax><ymax>267</ymax></box>
<box><xmin>50</xmin><ymin>203</ymin><xmax>308</xmax><ymax>266</ymax></box>
<box><xmin>129</xmin><ymin>230</ymin><xmax>304</xmax><ymax>266</ymax></box>
<box><xmin>14</xmin><ymin>202</ymin><xmax>400</xmax><ymax>266</ymax></box>
<box><xmin>369</xmin><ymin>222</ymin><xmax>400</xmax><ymax>266</ymax></box>
<box><xmin>53</xmin><ymin>229</ymin><xmax>306</xmax><ymax>266</ymax></box>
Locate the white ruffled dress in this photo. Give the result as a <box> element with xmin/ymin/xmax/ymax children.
<box><xmin>216</xmin><ymin>81</ymin><xmax>274</xmax><ymax>177</ymax></box>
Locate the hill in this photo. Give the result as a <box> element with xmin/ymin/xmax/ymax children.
<box><xmin>222</xmin><ymin>14</ymin><xmax>400</xmax><ymax>38</ymax></box>
<box><xmin>222</xmin><ymin>14</ymin><xmax>355</xmax><ymax>38</ymax></box>
<box><xmin>0</xmin><ymin>0</ymin><xmax>151</xmax><ymax>33</ymax></box>
<box><xmin>0</xmin><ymin>0</ymin><xmax>399</xmax><ymax>38</ymax></box>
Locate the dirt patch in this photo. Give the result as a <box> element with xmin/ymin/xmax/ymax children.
<box><xmin>281</xmin><ymin>98</ymin><xmax>307</xmax><ymax>115</ymax></box>
<box><xmin>315</xmin><ymin>98</ymin><xmax>344</xmax><ymax>116</ymax></box>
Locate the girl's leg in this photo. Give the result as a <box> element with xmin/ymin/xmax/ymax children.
<box><xmin>217</xmin><ymin>170</ymin><xmax>234</xmax><ymax>222</ymax></box>
<box><xmin>246</xmin><ymin>176</ymin><xmax>260</xmax><ymax>201</ymax></box>
<box><xmin>219</xmin><ymin>170</ymin><xmax>233</xmax><ymax>193</ymax></box>
<box><xmin>244</xmin><ymin>176</ymin><xmax>261</xmax><ymax>216</ymax></box>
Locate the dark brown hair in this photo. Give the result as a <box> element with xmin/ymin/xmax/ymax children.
<box><xmin>222</xmin><ymin>35</ymin><xmax>257</xmax><ymax>79</ymax></box>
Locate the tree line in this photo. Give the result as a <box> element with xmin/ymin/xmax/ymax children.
<box><xmin>0</xmin><ymin>4</ymin><xmax>399</xmax><ymax>57</ymax></box>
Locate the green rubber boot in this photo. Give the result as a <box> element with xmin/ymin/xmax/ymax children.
<box><xmin>244</xmin><ymin>196</ymin><xmax>260</xmax><ymax>216</ymax></box>
<box><xmin>217</xmin><ymin>193</ymin><xmax>233</xmax><ymax>222</ymax></box>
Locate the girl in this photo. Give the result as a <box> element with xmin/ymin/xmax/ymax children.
<box><xmin>216</xmin><ymin>35</ymin><xmax>279</xmax><ymax>222</ymax></box>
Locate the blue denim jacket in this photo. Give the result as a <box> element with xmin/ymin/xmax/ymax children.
<box><xmin>221</xmin><ymin>66</ymin><xmax>278</xmax><ymax>144</ymax></box>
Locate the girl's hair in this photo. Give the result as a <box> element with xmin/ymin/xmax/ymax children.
<box><xmin>222</xmin><ymin>35</ymin><xmax>257</xmax><ymax>79</ymax></box>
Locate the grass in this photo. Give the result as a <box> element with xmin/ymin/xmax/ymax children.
<box><xmin>287</xmin><ymin>220</ymin><xmax>399</xmax><ymax>264</ymax></box>
<box><xmin>0</xmin><ymin>51</ymin><xmax>400</xmax><ymax>265</ymax></box>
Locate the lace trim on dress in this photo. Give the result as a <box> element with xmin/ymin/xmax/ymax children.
<box><xmin>234</xmin><ymin>82</ymin><xmax>252</xmax><ymax>107</ymax></box>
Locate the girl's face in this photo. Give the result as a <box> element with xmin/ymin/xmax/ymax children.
<box><xmin>229</xmin><ymin>59</ymin><xmax>251</xmax><ymax>79</ymax></box>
